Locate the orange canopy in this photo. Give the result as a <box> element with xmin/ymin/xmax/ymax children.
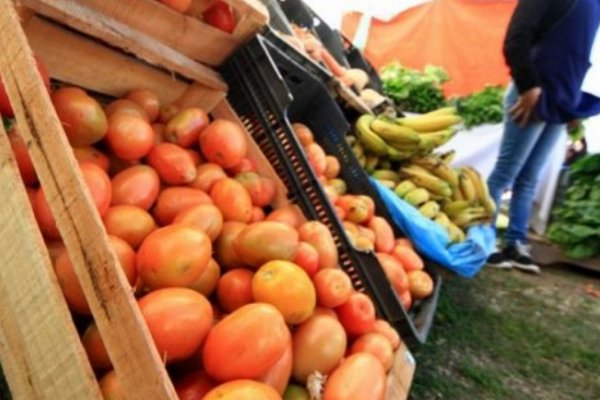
<box><xmin>342</xmin><ymin>0</ymin><xmax>517</xmax><ymax>96</ymax></box>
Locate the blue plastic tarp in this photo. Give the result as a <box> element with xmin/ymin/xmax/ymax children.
<box><xmin>372</xmin><ymin>178</ymin><xmax>496</xmax><ymax>278</ymax></box>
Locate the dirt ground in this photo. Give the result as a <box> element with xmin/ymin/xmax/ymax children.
<box><xmin>410</xmin><ymin>263</ymin><xmax>600</xmax><ymax>400</ymax></box>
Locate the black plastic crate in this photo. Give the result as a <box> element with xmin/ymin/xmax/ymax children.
<box><xmin>221</xmin><ymin>35</ymin><xmax>440</xmax><ymax>345</ymax></box>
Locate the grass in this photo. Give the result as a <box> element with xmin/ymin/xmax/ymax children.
<box><xmin>410</xmin><ymin>266</ymin><xmax>600</xmax><ymax>400</ymax></box>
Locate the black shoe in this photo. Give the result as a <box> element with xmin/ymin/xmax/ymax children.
<box><xmin>504</xmin><ymin>242</ymin><xmax>541</xmax><ymax>274</ymax></box>
<box><xmin>486</xmin><ymin>249</ymin><xmax>513</xmax><ymax>269</ymax></box>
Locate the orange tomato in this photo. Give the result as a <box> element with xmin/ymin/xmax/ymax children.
<box><xmin>72</xmin><ymin>146</ymin><xmax>110</xmax><ymax>172</ymax></box>
<box><xmin>98</xmin><ymin>370</ymin><xmax>125</xmax><ymax>400</ymax></box>
<box><xmin>203</xmin><ymin>303</ymin><xmax>290</xmax><ymax>382</ymax></box>
<box><xmin>250</xmin><ymin>206</ymin><xmax>266</xmax><ymax>222</ymax></box>
<box><xmin>210</xmin><ymin>178</ymin><xmax>252</xmax><ymax>223</ymax></box>
<box><xmin>153</xmin><ymin>187</ymin><xmax>212</xmax><ymax>225</ymax></box>
<box><xmin>324</xmin><ymin>156</ymin><xmax>341</xmax><ymax>179</ymax></box>
<box><xmin>322</xmin><ymin>353</ymin><xmax>386</xmax><ymax>400</ymax></box>
<box><xmin>33</xmin><ymin>188</ymin><xmax>60</xmax><ymax>239</ymax></box>
<box><xmin>189</xmin><ymin>258</ymin><xmax>221</xmax><ymax>297</ymax></box>
<box><xmin>81</xmin><ymin>321</ymin><xmax>111</xmax><ymax>370</ymax></box>
<box><xmin>298</xmin><ymin>221</ymin><xmax>339</xmax><ymax>269</ymax></box>
<box><xmin>138</xmin><ymin>288</ymin><xmax>213</xmax><ymax>363</ymax></box>
<box><xmin>202</xmin><ymin>380</ymin><xmax>281</xmax><ymax>400</ymax></box>
<box><xmin>252</xmin><ymin>260</ymin><xmax>316</xmax><ymax>325</ymax></box>
<box><xmin>164</xmin><ymin>107</ymin><xmax>209</xmax><ymax>148</ymax></box>
<box><xmin>292</xmin><ymin>314</ymin><xmax>347</xmax><ymax>384</ymax></box>
<box><xmin>45</xmin><ymin>239</ymin><xmax>66</xmax><ymax>263</ymax></box>
<box><xmin>266</xmin><ymin>205</ymin><xmax>305</xmax><ymax>229</ymax></box>
<box><xmin>376</xmin><ymin>253</ymin><xmax>409</xmax><ymax>294</ymax></box>
<box><xmin>105</xmin><ymin>99</ymin><xmax>148</xmax><ymax>121</ymax></box>
<box><xmin>305</xmin><ymin>143</ymin><xmax>327</xmax><ymax>176</ymax></box>
<box><xmin>292</xmin><ymin>241</ymin><xmax>319</xmax><ymax>278</ymax></box>
<box><xmin>393</xmin><ymin>245</ymin><xmax>424</xmax><ymax>272</ymax></box>
<box><xmin>152</xmin><ymin>123</ymin><xmax>165</xmax><ymax>145</ymax></box>
<box><xmin>234</xmin><ymin>221</ymin><xmax>300</xmax><ymax>267</ymax></box>
<box><xmin>291</xmin><ymin>123</ymin><xmax>314</xmax><ymax>147</ymax></box>
<box><xmin>173</xmin><ymin>203</ymin><xmax>223</xmax><ymax>241</ymax></box>
<box><xmin>350</xmin><ymin>333</ymin><xmax>394</xmax><ymax>371</ymax></box>
<box><xmin>335</xmin><ymin>292</ymin><xmax>377</xmax><ymax>337</ymax></box>
<box><xmin>103</xmin><ymin>205</ymin><xmax>156</xmax><ymax>249</ymax></box>
<box><xmin>368</xmin><ymin>216</ymin><xmax>395</xmax><ymax>254</ymax></box>
<box><xmin>80</xmin><ymin>162</ymin><xmax>112</xmax><ymax>217</ymax></box>
<box><xmin>110</xmin><ymin>165</ymin><xmax>160</xmax><ymax>210</ymax></box>
<box><xmin>313</xmin><ymin>268</ymin><xmax>353</xmax><ymax>308</ymax></box>
<box><xmin>370</xmin><ymin>319</ymin><xmax>401</xmax><ymax>350</ymax></box>
<box><xmin>399</xmin><ymin>290</ymin><xmax>413</xmax><ymax>311</ymax></box>
<box><xmin>227</xmin><ymin>157</ymin><xmax>257</xmax><ymax>174</ymax></box>
<box><xmin>394</xmin><ymin>237</ymin><xmax>414</xmax><ymax>250</ymax></box>
<box><xmin>137</xmin><ymin>225</ymin><xmax>212</xmax><ymax>289</ymax></box>
<box><xmin>8</xmin><ymin>127</ymin><xmax>38</xmax><ymax>186</ymax></box>
<box><xmin>216</xmin><ymin>268</ymin><xmax>254</xmax><ymax>313</ymax></box>
<box><xmin>105</xmin><ymin>115</ymin><xmax>154</xmax><ymax>160</ymax></box>
<box><xmin>175</xmin><ymin>370</ymin><xmax>216</xmax><ymax>400</ymax></box>
<box><xmin>126</xmin><ymin>89</ymin><xmax>160</xmax><ymax>122</ymax></box>
<box><xmin>51</xmin><ymin>87</ymin><xmax>108</xmax><ymax>147</ymax></box>
<box><xmin>258</xmin><ymin>338</ymin><xmax>293</xmax><ymax>395</ymax></box>
<box><xmin>214</xmin><ymin>221</ymin><xmax>247</xmax><ymax>269</ymax></box>
<box><xmin>199</xmin><ymin>119</ymin><xmax>248</xmax><ymax>168</ymax></box>
<box><xmin>407</xmin><ymin>270</ymin><xmax>434</xmax><ymax>300</ymax></box>
<box><xmin>235</xmin><ymin>172</ymin><xmax>276</xmax><ymax>207</ymax></box>
<box><xmin>147</xmin><ymin>143</ymin><xmax>197</xmax><ymax>185</ymax></box>
<box><xmin>186</xmin><ymin>149</ymin><xmax>203</xmax><ymax>166</ymax></box>
<box><xmin>189</xmin><ymin>163</ymin><xmax>227</xmax><ymax>192</ymax></box>
<box><xmin>107</xmin><ymin>235</ymin><xmax>138</xmax><ymax>284</ymax></box>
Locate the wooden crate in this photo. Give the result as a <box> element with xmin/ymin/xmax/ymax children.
<box><xmin>0</xmin><ymin>1</ymin><xmax>414</xmax><ymax>399</ymax></box>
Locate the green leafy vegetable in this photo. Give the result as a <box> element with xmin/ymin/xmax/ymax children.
<box><xmin>451</xmin><ymin>86</ymin><xmax>505</xmax><ymax>128</ymax></box>
<box><xmin>2</xmin><ymin>117</ymin><xmax>13</xmax><ymax>132</ymax></box>
<box><xmin>547</xmin><ymin>154</ymin><xmax>600</xmax><ymax>259</ymax></box>
<box><xmin>380</xmin><ymin>63</ymin><xmax>448</xmax><ymax>113</ymax></box>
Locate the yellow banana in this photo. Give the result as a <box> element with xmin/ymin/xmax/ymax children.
<box><xmin>370</xmin><ymin>117</ymin><xmax>421</xmax><ymax>145</ymax></box>
<box><xmin>377</xmin><ymin>179</ymin><xmax>397</xmax><ymax>190</ymax></box>
<box><xmin>419</xmin><ymin>201</ymin><xmax>440</xmax><ymax>219</ymax></box>
<box><xmin>424</xmin><ymin>106</ymin><xmax>458</xmax><ymax>117</ymax></box>
<box><xmin>461</xmin><ymin>166</ymin><xmax>496</xmax><ymax>215</ymax></box>
<box><xmin>357</xmin><ymin>153</ymin><xmax>367</xmax><ymax>167</ymax></box>
<box><xmin>451</xmin><ymin>207</ymin><xmax>488</xmax><ymax>229</ymax></box>
<box><xmin>439</xmin><ymin>149</ymin><xmax>457</xmax><ymax>164</ymax></box>
<box><xmin>355</xmin><ymin>115</ymin><xmax>389</xmax><ymax>156</ymax></box>
<box><xmin>386</xmin><ymin>145</ymin><xmax>418</xmax><ymax>161</ymax></box>
<box><xmin>411</xmin><ymin>156</ymin><xmax>459</xmax><ymax>188</ymax></box>
<box><xmin>379</xmin><ymin>159</ymin><xmax>392</xmax><ymax>170</ymax></box>
<box><xmin>434</xmin><ymin>212</ymin><xmax>451</xmax><ymax>230</ymax></box>
<box><xmin>448</xmin><ymin>222</ymin><xmax>466</xmax><ymax>243</ymax></box>
<box><xmin>346</xmin><ymin>135</ymin><xmax>357</xmax><ymax>146</ymax></box>
<box><xmin>395</xmin><ymin>180</ymin><xmax>417</xmax><ymax>197</ymax></box>
<box><xmin>351</xmin><ymin>142</ymin><xmax>364</xmax><ymax>158</ymax></box>
<box><xmin>458</xmin><ymin>170</ymin><xmax>477</xmax><ymax>202</ymax></box>
<box><xmin>403</xmin><ymin>188</ymin><xmax>430</xmax><ymax>207</ymax></box>
<box><xmin>372</xmin><ymin>170</ymin><xmax>401</xmax><ymax>183</ymax></box>
<box><xmin>398</xmin><ymin>114</ymin><xmax>462</xmax><ymax>132</ymax></box>
<box><xmin>365</xmin><ymin>155</ymin><xmax>380</xmax><ymax>173</ymax></box>
<box><xmin>401</xmin><ymin>165</ymin><xmax>453</xmax><ymax>198</ymax></box>
<box><xmin>417</xmin><ymin>129</ymin><xmax>456</xmax><ymax>151</ymax></box>
<box><xmin>442</xmin><ymin>200</ymin><xmax>472</xmax><ymax>218</ymax></box>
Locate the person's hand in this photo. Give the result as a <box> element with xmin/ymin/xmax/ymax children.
<box><xmin>510</xmin><ymin>87</ymin><xmax>542</xmax><ymax>127</ymax></box>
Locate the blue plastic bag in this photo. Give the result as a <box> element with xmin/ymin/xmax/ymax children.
<box><xmin>371</xmin><ymin>178</ymin><xmax>496</xmax><ymax>278</ymax></box>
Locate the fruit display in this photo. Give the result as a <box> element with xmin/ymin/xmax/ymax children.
<box><xmin>5</xmin><ymin>78</ymin><xmax>409</xmax><ymax>399</ymax></box>
<box><xmin>292</xmin><ymin>123</ymin><xmax>435</xmax><ymax>310</ymax></box>
<box><xmin>350</xmin><ymin>108</ymin><xmax>496</xmax><ymax>243</ymax></box>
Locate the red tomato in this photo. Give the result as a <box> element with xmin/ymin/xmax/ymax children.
<box><xmin>203</xmin><ymin>303</ymin><xmax>290</xmax><ymax>382</ymax></box>
<box><xmin>203</xmin><ymin>380</ymin><xmax>280</xmax><ymax>400</ymax></box>
<box><xmin>0</xmin><ymin>56</ymin><xmax>49</xmax><ymax>118</ymax></box>
<box><xmin>292</xmin><ymin>242</ymin><xmax>319</xmax><ymax>278</ymax></box>
<box><xmin>72</xmin><ymin>146</ymin><xmax>110</xmax><ymax>172</ymax></box>
<box><xmin>189</xmin><ymin>258</ymin><xmax>221</xmax><ymax>297</ymax></box>
<box><xmin>292</xmin><ymin>314</ymin><xmax>347</xmax><ymax>384</ymax></box>
<box><xmin>322</xmin><ymin>353</ymin><xmax>386</xmax><ymax>400</ymax></box>
<box><xmin>216</xmin><ymin>268</ymin><xmax>254</xmax><ymax>313</ymax></box>
<box><xmin>173</xmin><ymin>203</ymin><xmax>223</xmax><ymax>241</ymax></box>
<box><xmin>51</xmin><ymin>87</ymin><xmax>108</xmax><ymax>147</ymax></box>
<box><xmin>335</xmin><ymin>292</ymin><xmax>377</xmax><ymax>337</ymax></box>
<box><xmin>164</xmin><ymin>107</ymin><xmax>209</xmax><ymax>148</ymax></box>
<box><xmin>370</xmin><ymin>319</ymin><xmax>401</xmax><ymax>351</ymax></box>
<box><xmin>313</xmin><ymin>268</ymin><xmax>353</xmax><ymax>308</ymax></box>
<box><xmin>104</xmin><ymin>99</ymin><xmax>148</xmax><ymax>121</ymax></box>
<box><xmin>110</xmin><ymin>165</ymin><xmax>160</xmax><ymax>210</ymax></box>
<box><xmin>137</xmin><ymin>225</ymin><xmax>212</xmax><ymax>289</ymax></box>
<box><xmin>175</xmin><ymin>370</ymin><xmax>216</xmax><ymax>400</ymax></box>
<box><xmin>189</xmin><ymin>163</ymin><xmax>227</xmax><ymax>192</ymax></box>
<box><xmin>147</xmin><ymin>142</ymin><xmax>197</xmax><ymax>185</ymax></box>
<box><xmin>126</xmin><ymin>89</ymin><xmax>160</xmax><ymax>122</ymax></box>
<box><xmin>105</xmin><ymin>115</ymin><xmax>154</xmax><ymax>160</ymax></box>
<box><xmin>98</xmin><ymin>370</ymin><xmax>126</xmax><ymax>400</ymax></box>
<box><xmin>138</xmin><ymin>288</ymin><xmax>213</xmax><ymax>364</ymax></box>
<box><xmin>350</xmin><ymin>333</ymin><xmax>394</xmax><ymax>371</ymax></box>
<box><xmin>408</xmin><ymin>270</ymin><xmax>434</xmax><ymax>300</ymax></box>
<box><xmin>8</xmin><ymin>127</ymin><xmax>38</xmax><ymax>186</ymax></box>
<box><xmin>153</xmin><ymin>187</ymin><xmax>213</xmax><ymax>225</ymax></box>
<box><xmin>203</xmin><ymin>0</ymin><xmax>235</xmax><ymax>33</ymax></box>
<box><xmin>227</xmin><ymin>157</ymin><xmax>257</xmax><ymax>175</ymax></box>
<box><xmin>151</xmin><ymin>123</ymin><xmax>165</xmax><ymax>145</ymax></box>
<box><xmin>82</xmin><ymin>321</ymin><xmax>111</xmax><ymax>370</ymax></box>
<box><xmin>80</xmin><ymin>162</ymin><xmax>112</xmax><ymax>216</ymax></box>
<box><xmin>33</xmin><ymin>189</ymin><xmax>60</xmax><ymax>239</ymax></box>
<box><xmin>258</xmin><ymin>338</ymin><xmax>293</xmax><ymax>395</ymax></box>
<box><xmin>103</xmin><ymin>205</ymin><xmax>157</xmax><ymax>249</ymax></box>
<box><xmin>199</xmin><ymin>119</ymin><xmax>247</xmax><ymax>168</ymax></box>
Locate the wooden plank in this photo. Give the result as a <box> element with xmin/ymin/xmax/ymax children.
<box><xmin>530</xmin><ymin>239</ymin><xmax>600</xmax><ymax>273</ymax></box>
<box><xmin>386</xmin><ymin>343</ymin><xmax>416</xmax><ymax>400</ymax></box>
<box><xmin>211</xmin><ymin>100</ymin><xmax>290</xmax><ymax>209</ymax></box>
<box><xmin>58</xmin><ymin>0</ymin><xmax>238</xmax><ymax>66</ymax></box>
<box><xmin>0</xmin><ymin>127</ymin><xmax>102</xmax><ymax>400</ymax></box>
<box><xmin>229</xmin><ymin>0</ymin><xmax>269</xmax><ymax>43</ymax></box>
<box><xmin>173</xmin><ymin>82</ymin><xmax>228</xmax><ymax>116</ymax></box>
<box><xmin>0</xmin><ymin>3</ymin><xmax>177</xmax><ymax>400</ymax></box>
<box><xmin>23</xmin><ymin>0</ymin><xmax>227</xmax><ymax>92</ymax></box>
<box><xmin>23</xmin><ymin>17</ymin><xmax>189</xmax><ymax>106</ymax></box>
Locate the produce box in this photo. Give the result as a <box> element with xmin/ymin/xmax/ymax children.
<box><xmin>0</xmin><ymin>2</ymin><xmax>415</xmax><ymax>399</ymax></box>
<box><xmin>221</xmin><ymin>35</ymin><xmax>441</xmax><ymax>345</ymax></box>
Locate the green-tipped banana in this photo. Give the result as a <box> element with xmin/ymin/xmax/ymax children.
<box><xmin>404</xmin><ymin>188</ymin><xmax>430</xmax><ymax>207</ymax></box>
<box><xmin>398</xmin><ymin>114</ymin><xmax>462</xmax><ymax>132</ymax></box>
<box><xmin>424</xmin><ymin>106</ymin><xmax>458</xmax><ymax>117</ymax></box>
<box><xmin>370</xmin><ymin>117</ymin><xmax>421</xmax><ymax>145</ymax></box>
<box><xmin>448</xmin><ymin>222</ymin><xmax>466</xmax><ymax>243</ymax></box>
<box><xmin>357</xmin><ymin>153</ymin><xmax>367</xmax><ymax>168</ymax></box>
<box><xmin>365</xmin><ymin>155</ymin><xmax>380</xmax><ymax>173</ymax></box>
<box><xmin>458</xmin><ymin>170</ymin><xmax>477</xmax><ymax>202</ymax></box>
<box><xmin>355</xmin><ymin>115</ymin><xmax>389</xmax><ymax>156</ymax></box>
<box><xmin>372</xmin><ymin>169</ymin><xmax>401</xmax><ymax>183</ymax></box>
<box><xmin>439</xmin><ymin>149</ymin><xmax>457</xmax><ymax>164</ymax></box>
<box><xmin>417</xmin><ymin>129</ymin><xmax>456</xmax><ymax>151</ymax></box>
<box><xmin>386</xmin><ymin>145</ymin><xmax>417</xmax><ymax>161</ymax></box>
<box><xmin>461</xmin><ymin>166</ymin><xmax>496</xmax><ymax>215</ymax></box>
<box><xmin>377</xmin><ymin>179</ymin><xmax>397</xmax><ymax>190</ymax></box>
<box><xmin>411</xmin><ymin>156</ymin><xmax>459</xmax><ymax>188</ymax></box>
<box><xmin>351</xmin><ymin>142</ymin><xmax>364</xmax><ymax>158</ymax></box>
<box><xmin>443</xmin><ymin>200</ymin><xmax>472</xmax><ymax>218</ymax></box>
<box><xmin>395</xmin><ymin>180</ymin><xmax>417</xmax><ymax>197</ymax></box>
<box><xmin>379</xmin><ymin>159</ymin><xmax>392</xmax><ymax>170</ymax></box>
<box><xmin>419</xmin><ymin>201</ymin><xmax>440</xmax><ymax>219</ymax></box>
<box><xmin>452</xmin><ymin>208</ymin><xmax>489</xmax><ymax>229</ymax></box>
<box><xmin>434</xmin><ymin>212</ymin><xmax>451</xmax><ymax>230</ymax></box>
<box><xmin>401</xmin><ymin>165</ymin><xmax>453</xmax><ymax>198</ymax></box>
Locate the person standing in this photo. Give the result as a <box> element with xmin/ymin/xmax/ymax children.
<box><xmin>486</xmin><ymin>0</ymin><xmax>600</xmax><ymax>272</ymax></box>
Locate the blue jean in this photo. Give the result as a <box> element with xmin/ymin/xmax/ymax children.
<box><xmin>487</xmin><ymin>84</ymin><xmax>566</xmax><ymax>245</ymax></box>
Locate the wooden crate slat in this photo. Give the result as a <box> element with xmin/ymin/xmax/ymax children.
<box><xmin>0</xmin><ymin>125</ymin><xmax>102</xmax><ymax>400</ymax></box>
<box><xmin>387</xmin><ymin>343</ymin><xmax>416</xmax><ymax>399</ymax></box>
<box><xmin>22</xmin><ymin>0</ymin><xmax>227</xmax><ymax>91</ymax></box>
<box><xmin>0</xmin><ymin>3</ymin><xmax>177</xmax><ymax>399</ymax></box>
<box><xmin>172</xmin><ymin>81</ymin><xmax>228</xmax><ymax>116</ymax></box>
<box><xmin>229</xmin><ymin>0</ymin><xmax>269</xmax><ymax>43</ymax></box>
<box><xmin>53</xmin><ymin>0</ymin><xmax>239</xmax><ymax>66</ymax></box>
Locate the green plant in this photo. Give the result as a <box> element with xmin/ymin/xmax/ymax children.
<box><xmin>380</xmin><ymin>63</ymin><xmax>448</xmax><ymax>113</ymax></box>
<box><xmin>452</xmin><ymin>85</ymin><xmax>505</xmax><ymax>128</ymax></box>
